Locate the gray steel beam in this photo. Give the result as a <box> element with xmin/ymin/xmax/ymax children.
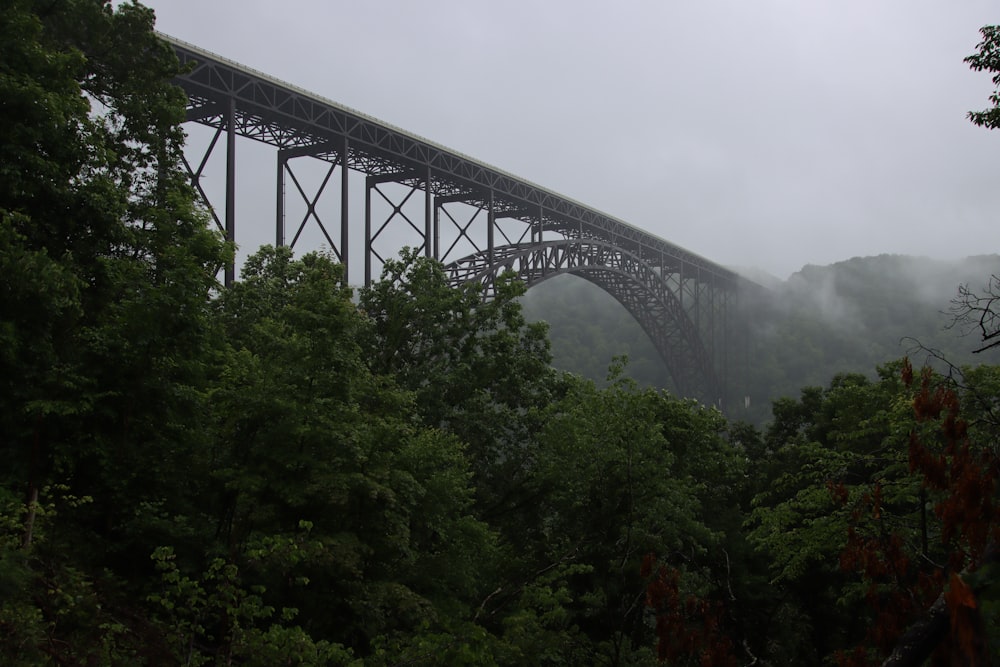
<box><xmin>341</xmin><ymin>135</ymin><xmax>349</xmax><ymax>277</ymax></box>
<box><xmin>225</xmin><ymin>96</ymin><xmax>236</xmax><ymax>287</ymax></box>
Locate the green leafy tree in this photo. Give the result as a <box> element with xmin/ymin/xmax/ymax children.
<box><xmin>206</xmin><ymin>247</ymin><xmax>496</xmax><ymax>658</ymax></box>
<box><xmin>744</xmin><ymin>358</ymin><xmax>1000</xmax><ymax>664</ymax></box>
<box><xmin>745</xmin><ymin>365</ymin><xmax>918</xmax><ymax>663</ymax></box>
<box><xmin>359</xmin><ymin>250</ymin><xmax>560</xmax><ymax>526</ymax></box>
<box><xmin>484</xmin><ymin>368</ymin><xmax>745</xmax><ymax>664</ymax></box>
<box><xmin>0</xmin><ymin>1</ymin><xmax>227</xmax><ymax>661</ymax></box>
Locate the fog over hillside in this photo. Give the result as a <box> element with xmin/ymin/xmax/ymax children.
<box><xmin>521</xmin><ymin>254</ymin><xmax>1000</xmax><ymax>424</ymax></box>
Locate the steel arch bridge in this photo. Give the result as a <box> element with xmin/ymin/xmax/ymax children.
<box><xmin>163</xmin><ymin>34</ymin><xmax>752</xmax><ymax>406</ymax></box>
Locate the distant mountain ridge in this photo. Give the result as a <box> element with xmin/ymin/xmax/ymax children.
<box><xmin>739</xmin><ymin>253</ymin><xmax>1000</xmax><ymax>421</ymax></box>
<box><xmin>727</xmin><ymin>265</ymin><xmax>785</xmax><ymax>290</ymax></box>
<box><xmin>732</xmin><ymin>254</ymin><xmax>1000</xmax><ymax>294</ymax></box>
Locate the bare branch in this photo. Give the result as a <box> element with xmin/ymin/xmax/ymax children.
<box><xmin>947</xmin><ymin>275</ymin><xmax>1000</xmax><ymax>353</ymax></box>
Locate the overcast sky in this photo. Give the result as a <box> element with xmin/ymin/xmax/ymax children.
<box><xmin>144</xmin><ymin>0</ymin><xmax>999</xmax><ymax>279</ymax></box>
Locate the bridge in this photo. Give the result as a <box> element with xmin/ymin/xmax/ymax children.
<box><xmin>164</xmin><ymin>34</ymin><xmax>752</xmax><ymax>407</ymax></box>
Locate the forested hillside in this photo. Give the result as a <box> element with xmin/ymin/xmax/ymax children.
<box><xmin>6</xmin><ymin>2</ymin><xmax>1000</xmax><ymax>665</ymax></box>
<box><xmin>747</xmin><ymin>255</ymin><xmax>999</xmax><ymax>413</ymax></box>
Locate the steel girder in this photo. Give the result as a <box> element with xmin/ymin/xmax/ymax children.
<box><xmin>162</xmin><ymin>33</ymin><xmax>748</xmax><ymax>405</ymax></box>
<box><xmin>444</xmin><ymin>240</ymin><xmax>720</xmax><ymax>402</ymax></box>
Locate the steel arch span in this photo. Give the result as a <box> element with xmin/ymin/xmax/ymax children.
<box><xmin>444</xmin><ymin>240</ymin><xmax>719</xmax><ymax>401</ymax></box>
<box><xmin>162</xmin><ymin>33</ymin><xmax>754</xmax><ymax>409</ymax></box>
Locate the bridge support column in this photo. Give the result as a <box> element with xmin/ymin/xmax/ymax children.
<box><xmin>425</xmin><ymin>166</ymin><xmax>433</xmax><ymax>259</ymax></box>
<box><xmin>224</xmin><ymin>97</ymin><xmax>236</xmax><ymax>287</ymax></box>
<box><xmin>341</xmin><ymin>136</ymin><xmax>350</xmax><ymax>276</ymax></box>
<box><xmin>276</xmin><ymin>152</ymin><xmax>286</xmax><ymax>247</ymax></box>
<box><xmin>433</xmin><ymin>199</ymin><xmax>440</xmax><ymax>260</ymax></box>
<box><xmin>364</xmin><ymin>176</ymin><xmax>371</xmax><ymax>286</ymax></box>
<box><xmin>487</xmin><ymin>190</ymin><xmax>495</xmax><ymax>267</ymax></box>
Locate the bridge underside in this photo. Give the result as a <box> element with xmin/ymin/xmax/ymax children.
<box><xmin>163</xmin><ymin>33</ymin><xmax>748</xmax><ymax>407</ymax></box>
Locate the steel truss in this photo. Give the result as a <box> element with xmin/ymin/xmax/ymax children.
<box><xmin>163</xmin><ymin>33</ymin><xmax>751</xmax><ymax>406</ymax></box>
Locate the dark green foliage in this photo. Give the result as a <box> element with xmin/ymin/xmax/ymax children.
<box><xmin>206</xmin><ymin>247</ymin><xmax>495</xmax><ymax>656</ymax></box>
<box><xmin>360</xmin><ymin>250</ymin><xmax>559</xmax><ymax>521</ymax></box>
<box><xmin>1</xmin><ymin>2</ymin><xmax>229</xmax><ymax>661</ymax></box>
<box><xmin>525</xmin><ymin>373</ymin><xmax>739</xmax><ymax>662</ymax></box>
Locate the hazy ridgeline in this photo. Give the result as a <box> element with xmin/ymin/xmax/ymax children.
<box><xmin>520</xmin><ymin>254</ymin><xmax>1000</xmax><ymax>423</ymax></box>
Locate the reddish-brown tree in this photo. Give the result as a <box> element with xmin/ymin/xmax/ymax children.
<box><xmin>836</xmin><ymin>360</ymin><xmax>1000</xmax><ymax>667</ymax></box>
<box><xmin>642</xmin><ymin>553</ymin><xmax>737</xmax><ymax>666</ymax></box>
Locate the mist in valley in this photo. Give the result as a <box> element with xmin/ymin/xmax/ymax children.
<box><xmin>521</xmin><ymin>254</ymin><xmax>1000</xmax><ymax>425</ymax></box>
